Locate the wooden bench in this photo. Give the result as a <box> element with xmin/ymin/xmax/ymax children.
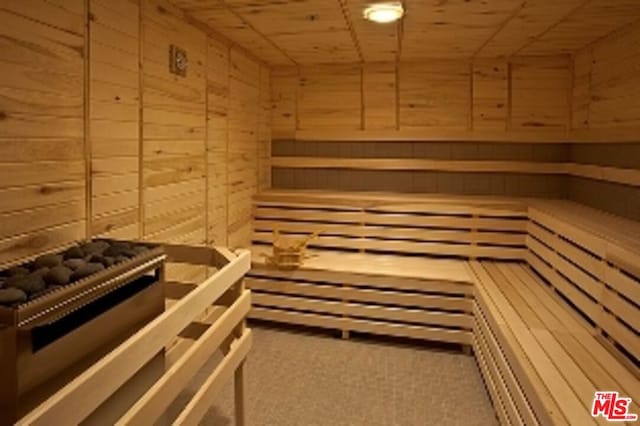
<box><xmin>471</xmin><ymin>261</ymin><xmax>639</xmax><ymax>426</ymax></box>
<box><xmin>250</xmin><ymin>247</ymin><xmax>475</xmax><ymax>347</ymax></box>
<box><xmin>472</xmin><ymin>201</ymin><xmax>640</xmax><ymax>425</ymax></box>
<box><xmin>249</xmin><ymin>190</ymin><xmax>640</xmax><ymax>425</ymax></box>
<box><xmin>527</xmin><ymin>201</ymin><xmax>640</xmax><ymax>372</ymax></box>
<box><xmin>248</xmin><ymin>191</ymin><xmax>529</xmax><ymax>348</ymax></box>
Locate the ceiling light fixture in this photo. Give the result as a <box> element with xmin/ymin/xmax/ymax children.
<box><xmin>363</xmin><ymin>2</ymin><xmax>404</xmax><ymax>24</ymax></box>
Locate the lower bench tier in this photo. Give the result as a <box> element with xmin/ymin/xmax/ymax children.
<box><xmin>246</xmin><ymin>270</ymin><xmax>474</xmax><ymax>347</ymax></box>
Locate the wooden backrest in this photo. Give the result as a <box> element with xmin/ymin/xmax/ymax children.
<box><xmin>253</xmin><ymin>193</ymin><xmax>528</xmax><ymax>260</ymax></box>
<box><xmin>526</xmin><ymin>206</ymin><xmax>640</xmax><ymax>373</ymax></box>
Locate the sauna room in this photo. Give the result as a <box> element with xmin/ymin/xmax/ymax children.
<box><xmin>1</xmin><ymin>0</ymin><xmax>639</xmax><ymax>424</ymax></box>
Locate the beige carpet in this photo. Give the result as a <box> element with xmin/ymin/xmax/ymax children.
<box><xmin>162</xmin><ymin>324</ymin><xmax>498</xmax><ymax>426</ymax></box>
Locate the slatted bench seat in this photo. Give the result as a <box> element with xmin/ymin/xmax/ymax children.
<box><xmin>249</xmin><ymin>190</ymin><xmax>640</xmax><ymax>425</ymax></box>
<box><xmin>248</xmin><ymin>190</ymin><xmax>529</xmax><ymax>347</ymax></box>
<box><xmin>471</xmin><ymin>261</ymin><xmax>639</xmax><ymax>426</ymax></box>
<box><xmin>249</xmin><ymin>246</ymin><xmax>476</xmax><ymax>347</ymax></box>
<box><xmin>526</xmin><ymin>201</ymin><xmax>640</xmax><ymax>374</ymax></box>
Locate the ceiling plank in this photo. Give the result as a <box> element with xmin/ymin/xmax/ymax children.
<box><xmin>337</xmin><ymin>0</ymin><xmax>364</xmax><ymax>62</ymax></box>
<box><xmin>171</xmin><ymin>0</ymin><xmax>295</xmax><ymax>65</ymax></box>
<box><xmin>218</xmin><ymin>0</ymin><xmax>299</xmax><ymax>65</ymax></box>
<box><xmin>511</xmin><ymin>0</ymin><xmax>592</xmax><ymax>56</ymax></box>
<box><xmin>520</xmin><ymin>0</ymin><xmax>640</xmax><ymax>55</ymax></box>
<box><xmin>346</xmin><ymin>0</ymin><xmax>399</xmax><ymax>62</ymax></box>
<box><xmin>401</xmin><ymin>0</ymin><xmax>523</xmax><ymax>60</ymax></box>
<box><xmin>170</xmin><ymin>0</ymin><xmax>640</xmax><ymax>66</ymax></box>
<box><xmin>476</xmin><ymin>0</ymin><xmax>586</xmax><ymax>58</ymax></box>
<box><xmin>472</xmin><ymin>2</ymin><xmax>527</xmax><ymax>58</ymax></box>
<box><xmin>226</xmin><ymin>0</ymin><xmax>360</xmax><ymax>64</ymax></box>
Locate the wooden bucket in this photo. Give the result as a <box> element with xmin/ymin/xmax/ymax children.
<box><xmin>263</xmin><ymin>229</ymin><xmax>320</xmax><ymax>270</ymax></box>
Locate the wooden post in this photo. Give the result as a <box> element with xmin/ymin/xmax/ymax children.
<box><xmin>233</xmin><ymin>279</ymin><xmax>247</xmax><ymax>426</ymax></box>
<box><xmin>234</xmin><ymin>361</ymin><xmax>246</xmax><ymax>426</ymax></box>
<box><xmin>341</xmin><ymin>282</ymin><xmax>350</xmax><ymax>340</ymax></box>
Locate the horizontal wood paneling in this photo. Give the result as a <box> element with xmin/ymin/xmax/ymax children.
<box><xmin>272</xmin><ymin>58</ymin><xmax>572</xmax><ymax>142</ymax></box>
<box><xmin>1</xmin><ymin>0</ymin><xmax>269</xmax><ymax>268</ymax></box>
<box><xmin>142</xmin><ymin>0</ymin><xmax>207</xmax><ymax>250</ymax></box>
<box><xmin>90</xmin><ymin>0</ymin><xmax>140</xmax><ymax>240</ymax></box>
<box><xmin>0</xmin><ymin>1</ymin><xmax>86</xmax><ymax>265</ymax></box>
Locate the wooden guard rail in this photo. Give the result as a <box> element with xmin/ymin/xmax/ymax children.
<box><xmin>18</xmin><ymin>245</ymin><xmax>252</xmax><ymax>426</ymax></box>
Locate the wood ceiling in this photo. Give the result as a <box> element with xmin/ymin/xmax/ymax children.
<box><xmin>170</xmin><ymin>0</ymin><xmax>640</xmax><ymax>65</ymax></box>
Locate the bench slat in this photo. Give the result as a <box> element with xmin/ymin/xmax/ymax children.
<box><xmin>250</xmin><ymin>307</ymin><xmax>472</xmax><ymax>345</ymax></box>
<box><xmin>247</xmin><ymin>277</ymin><xmax>472</xmax><ymax>313</ymax></box>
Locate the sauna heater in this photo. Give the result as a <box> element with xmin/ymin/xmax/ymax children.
<box><xmin>0</xmin><ymin>239</ymin><xmax>166</xmax><ymax>425</ymax></box>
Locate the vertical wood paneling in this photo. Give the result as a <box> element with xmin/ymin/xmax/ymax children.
<box><xmin>271</xmin><ymin>67</ymin><xmax>298</xmax><ymax>139</ymax></box>
<box><xmin>573</xmin><ymin>24</ymin><xmax>640</xmax><ymax>130</ymax></box>
<box><xmin>399</xmin><ymin>61</ymin><xmax>471</xmax><ymax>129</ymax></box>
<box><xmin>258</xmin><ymin>67</ymin><xmax>272</xmax><ymax>191</ymax></box>
<box><xmin>363</xmin><ymin>64</ymin><xmax>397</xmax><ymax>130</ymax></box>
<box><xmin>571</xmin><ymin>50</ymin><xmax>592</xmax><ymax>129</ymax></box>
<box><xmin>298</xmin><ymin>65</ymin><xmax>362</xmax><ymax>130</ymax></box>
<box><xmin>473</xmin><ymin>60</ymin><xmax>508</xmax><ymax>130</ymax></box>
<box><xmin>272</xmin><ymin>58</ymin><xmax>571</xmax><ymax>138</ymax></box>
<box><xmin>90</xmin><ymin>0</ymin><xmax>140</xmax><ymax>240</ymax></box>
<box><xmin>0</xmin><ymin>2</ymin><xmax>86</xmax><ymax>265</ymax></box>
<box><xmin>510</xmin><ymin>56</ymin><xmax>570</xmax><ymax>132</ymax></box>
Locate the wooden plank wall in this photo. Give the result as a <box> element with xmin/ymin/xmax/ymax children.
<box><xmin>0</xmin><ymin>0</ymin><xmax>269</xmax><ymax>267</ymax></box>
<box><xmin>572</xmin><ymin>22</ymin><xmax>640</xmax><ymax>132</ymax></box>
<box><xmin>90</xmin><ymin>0</ymin><xmax>141</xmax><ymax>240</ymax></box>
<box><xmin>569</xmin><ymin>22</ymin><xmax>640</xmax><ymax>221</ymax></box>
<box><xmin>0</xmin><ymin>1</ymin><xmax>87</xmax><ymax>266</ymax></box>
<box><xmin>141</xmin><ymin>0</ymin><xmax>207</xmax><ymax>249</ymax></box>
<box><xmin>228</xmin><ymin>51</ymin><xmax>261</xmax><ymax>248</ymax></box>
<box><xmin>272</xmin><ymin>57</ymin><xmax>571</xmax><ymax>141</ymax></box>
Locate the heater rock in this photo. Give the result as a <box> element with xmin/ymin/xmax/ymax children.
<box><xmin>104</xmin><ymin>242</ymin><xmax>132</xmax><ymax>258</ymax></box>
<box><xmin>82</xmin><ymin>241</ymin><xmax>110</xmax><ymax>255</ymax></box>
<box><xmin>6</xmin><ymin>274</ymin><xmax>46</xmax><ymax>295</ymax></box>
<box><xmin>45</xmin><ymin>266</ymin><xmax>73</xmax><ymax>286</ymax></box>
<box><xmin>88</xmin><ymin>254</ymin><xmax>116</xmax><ymax>268</ymax></box>
<box><xmin>31</xmin><ymin>267</ymin><xmax>50</xmax><ymax>278</ymax></box>
<box><xmin>0</xmin><ymin>288</ymin><xmax>27</xmax><ymax>305</ymax></box>
<box><xmin>63</xmin><ymin>258</ymin><xmax>87</xmax><ymax>270</ymax></box>
<box><xmin>8</xmin><ymin>266</ymin><xmax>30</xmax><ymax>277</ymax></box>
<box><xmin>63</xmin><ymin>246</ymin><xmax>85</xmax><ymax>259</ymax></box>
<box><xmin>131</xmin><ymin>245</ymin><xmax>149</xmax><ymax>255</ymax></box>
<box><xmin>71</xmin><ymin>262</ymin><xmax>105</xmax><ymax>281</ymax></box>
<box><xmin>33</xmin><ymin>254</ymin><xmax>63</xmax><ymax>269</ymax></box>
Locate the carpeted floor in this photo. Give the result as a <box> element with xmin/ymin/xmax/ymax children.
<box><xmin>162</xmin><ymin>324</ymin><xmax>498</xmax><ymax>426</ymax></box>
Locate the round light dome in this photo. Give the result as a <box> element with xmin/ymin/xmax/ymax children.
<box><xmin>363</xmin><ymin>3</ymin><xmax>404</xmax><ymax>24</ymax></box>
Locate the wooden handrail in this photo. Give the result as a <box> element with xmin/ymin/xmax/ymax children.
<box><xmin>18</xmin><ymin>248</ymin><xmax>251</xmax><ymax>426</ymax></box>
